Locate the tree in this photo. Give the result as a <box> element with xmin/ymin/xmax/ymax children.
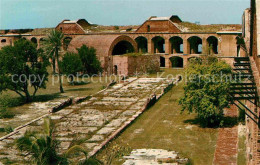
<box><xmin>16</xmin><ymin>118</ymin><xmax>68</xmax><ymax>165</ymax></box>
<box><xmin>60</xmin><ymin>52</ymin><xmax>83</xmax><ymax>84</ymax></box>
<box><xmin>77</xmin><ymin>45</ymin><xmax>102</xmax><ymax>75</ymax></box>
<box><xmin>179</xmin><ymin>56</ymin><xmax>232</xmax><ymax>127</ymax></box>
<box><xmin>0</xmin><ymin>39</ymin><xmax>49</xmax><ymax>102</ymax></box>
<box><xmin>45</xmin><ymin>30</ymin><xmax>65</xmax><ymax>93</ymax></box>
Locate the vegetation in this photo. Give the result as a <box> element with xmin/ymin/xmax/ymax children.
<box><xmin>0</xmin><ymin>39</ymin><xmax>49</xmax><ymax>102</ymax></box>
<box><xmin>66</xmin><ymin>145</ymin><xmax>102</xmax><ymax>165</ymax></box>
<box><xmin>179</xmin><ymin>22</ymin><xmax>241</xmax><ymax>32</ymax></box>
<box><xmin>60</xmin><ymin>52</ymin><xmax>83</xmax><ymax>84</ymax></box>
<box><xmin>45</xmin><ymin>30</ymin><xmax>64</xmax><ymax>93</ymax></box>
<box><xmin>77</xmin><ymin>45</ymin><xmax>102</xmax><ymax>75</ymax></box>
<box><xmin>97</xmin><ymin>69</ymin><xmax>218</xmax><ymax>165</ymax></box>
<box><xmin>16</xmin><ymin>118</ymin><xmax>68</xmax><ymax>165</ymax></box>
<box><xmin>179</xmin><ymin>56</ymin><xmax>232</xmax><ymax>127</ymax></box>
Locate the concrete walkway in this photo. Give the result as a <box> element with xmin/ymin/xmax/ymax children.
<box><xmin>0</xmin><ymin>78</ymin><xmax>175</xmax><ymax>164</ymax></box>
<box><xmin>213</xmin><ymin>104</ymin><xmax>238</xmax><ymax>165</ymax></box>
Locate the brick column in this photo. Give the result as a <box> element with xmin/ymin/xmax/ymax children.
<box><xmin>202</xmin><ymin>37</ymin><xmax>208</xmax><ymax>54</ymax></box>
<box><xmin>183</xmin><ymin>38</ymin><xmax>189</xmax><ymax>54</ymax></box>
<box><xmin>165</xmin><ymin>57</ymin><xmax>171</xmax><ymax>68</ymax></box>
<box><xmin>148</xmin><ymin>38</ymin><xmax>153</xmax><ymax>54</ymax></box>
<box><xmin>165</xmin><ymin>38</ymin><xmax>170</xmax><ymax>54</ymax></box>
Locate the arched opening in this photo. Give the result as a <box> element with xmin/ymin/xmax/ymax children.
<box><xmin>170</xmin><ymin>36</ymin><xmax>183</xmax><ymax>54</ymax></box>
<box><xmin>207</xmin><ymin>36</ymin><xmax>218</xmax><ymax>54</ymax></box>
<box><xmin>160</xmin><ymin>56</ymin><xmax>165</xmax><ymax>67</ymax></box>
<box><xmin>188</xmin><ymin>36</ymin><xmax>202</xmax><ymax>54</ymax></box>
<box><xmin>188</xmin><ymin>57</ymin><xmax>202</xmax><ymax>64</ymax></box>
<box><xmin>113</xmin><ymin>65</ymin><xmax>118</xmax><ymax>75</ymax></box>
<box><xmin>1</xmin><ymin>39</ymin><xmax>6</xmax><ymax>43</ymax></box>
<box><xmin>170</xmin><ymin>56</ymin><xmax>184</xmax><ymax>68</ymax></box>
<box><xmin>152</xmin><ymin>36</ymin><xmax>165</xmax><ymax>53</ymax></box>
<box><xmin>31</xmin><ymin>37</ymin><xmax>37</xmax><ymax>45</ymax></box>
<box><xmin>112</xmin><ymin>40</ymin><xmax>134</xmax><ymax>55</ymax></box>
<box><xmin>135</xmin><ymin>36</ymin><xmax>148</xmax><ymax>53</ymax></box>
<box><xmin>63</xmin><ymin>37</ymin><xmax>72</xmax><ymax>50</ymax></box>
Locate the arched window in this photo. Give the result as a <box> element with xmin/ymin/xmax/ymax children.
<box><xmin>1</xmin><ymin>39</ymin><xmax>6</xmax><ymax>43</ymax></box>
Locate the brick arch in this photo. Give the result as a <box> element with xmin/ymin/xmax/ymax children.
<box><xmin>187</xmin><ymin>36</ymin><xmax>202</xmax><ymax>54</ymax></box>
<box><xmin>207</xmin><ymin>36</ymin><xmax>219</xmax><ymax>54</ymax></box>
<box><xmin>109</xmin><ymin>35</ymin><xmax>138</xmax><ymax>56</ymax></box>
<box><xmin>169</xmin><ymin>56</ymin><xmax>184</xmax><ymax>68</ymax></box>
<box><xmin>169</xmin><ymin>36</ymin><xmax>183</xmax><ymax>54</ymax></box>
<box><xmin>135</xmin><ymin>36</ymin><xmax>148</xmax><ymax>53</ymax></box>
<box><xmin>152</xmin><ymin>36</ymin><xmax>165</xmax><ymax>53</ymax></box>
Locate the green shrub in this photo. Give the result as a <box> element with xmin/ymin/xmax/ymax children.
<box><xmin>179</xmin><ymin>56</ymin><xmax>232</xmax><ymax>127</ymax></box>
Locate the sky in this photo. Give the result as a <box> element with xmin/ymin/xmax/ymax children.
<box><xmin>0</xmin><ymin>0</ymin><xmax>250</xmax><ymax>29</ymax></box>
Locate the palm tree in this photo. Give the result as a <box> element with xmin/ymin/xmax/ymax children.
<box><xmin>65</xmin><ymin>145</ymin><xmax>102</xmax><ymax>165</ymax></box>
<box><xmin>45</xmin><ymin>30</ymin><xmax>64</xmax><ymax>93</ymax></box>
<box><xmin>16</xmin><ymin>118</ymin><xmax>68</xmax><ymax>165</ymax></box>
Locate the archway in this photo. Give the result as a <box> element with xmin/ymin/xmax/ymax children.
<box><xmin>112</xmin><ymin>40</ymin><xmax>134</xmax><ymax>55</ymax></box>
<box><xmin>31</xmin><ymin>37</ymin><xmax>37</xmax><ymax>45</ymax></box>
<box><xmin>207</xmin><ymin>36</ymin><xmax>218</xmax><ymax>54</ymax></box>
<box><xmin>188</xmin><ymin>36</ymin><xmax>202</xmax><ymax>54</ymax></box>
<box><xmin>135</xmin><ymin>36</ymin><xmax>148</xmax><ymax>53</ymax></box>
<box><xmin>1</xmin><ymin>39</ymin><xmax>6</xmax><ymax>43</ymax></box>
<box><xmin>170</xmin><ymin>56</ymin><xmax>183</xmax><ymax>68</ymax></box>
<box><xmin>152</xmin><ymin>36</ymin><xmax>165</xmax><ymax>53</ymax></box>
<box><xmin>170</xmin><ymin>36</ymin><xmax>183</xmax><ymax>54</ymax></box>
<box><xmin>63</xmin><ymin>37</ymin><xmax>72</xmax><ymax>50</ymax></box>
<box><xmin>160</xmin><ymin>56</ymin><xmax>165</xmax><ymax>67</ymax></box>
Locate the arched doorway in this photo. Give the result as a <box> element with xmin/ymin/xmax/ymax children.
<box><xmin>170</xmin><ymin>36</ymin><xmax>183</xmax><ymax>54</ymax></box>
<box><xmin>170</xmin><ymin>56</ymin><xmax>183</xmax><ymax>68</ymax></box>
<box><xmin>207</xmin><ymin>36</ymin><xmax>218</xmax><ymax>54</ymax></box>
<box><xmin>31</xmin><ymin>37</ymin><xmax>37</xmax><ymax>45</ymax></box>
<box><xmin>63</xmin><ymin>37</ymin><xmax>72</xmax><ymax>50</ymax></box>
<box><xmin>188</xmin><ymin>36</ymin><xmax>202</xmax><ymax>54</ymax></box>
<box><xmin>1</xmin><ymin>39</ymin><xmax>6</xmax><ymax>43</ymax></box>
<box><xmin>135</xmin><ymin>36</ymin><xmax>148</xmax><ymax>53</ymax></box>
<box><xmin>160</xmin><ymin>56</ymin><xmax>165</xmax><ymax>67</ymax></box>
<box><xmin>152</xmin><ymin>36</ymin><xmax>165</xmax><ymax>53</ymax></box>
<box><xmin>112</xmin><ymin>40</ymin><xmax>134</xmax><ymax>55</ymax></box>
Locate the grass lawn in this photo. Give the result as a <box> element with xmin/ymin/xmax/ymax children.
<box><xmin>96</xmin><ymin>69</ymin><xmax>219</xmax><ymax>165</ymax></box>
<box><xmin>238</xmin><ymin>132</ymin><xmax>246</xmax><ymax>165</ymax></box>
<box><xmin>0</xmin><ymin>70</ymin><xmax>115</xmax><ymax>137</ymax></box>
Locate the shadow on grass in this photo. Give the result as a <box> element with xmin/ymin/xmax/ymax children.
<box><xmin>184</xmin><ymin>116</ymin><xmax>238</xmax><ymax>128</ymax></box>
<box><xmin>32</xmin><ymin>93</ymin><xmax>62</xmax><ymax>102</ymax></box>
<box><xmin>66</xmin><ymin>88</ymin><xmax>91</xmax><ymax>92</ymax></box>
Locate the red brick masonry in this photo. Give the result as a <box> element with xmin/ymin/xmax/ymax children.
<box><xmin>213</xmin><ymin>104</ymin><xmax>238</xmax><ymax>165</ymax></box>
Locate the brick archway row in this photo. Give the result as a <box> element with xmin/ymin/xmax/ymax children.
<box><xmin>129</xmin><ymin>34</ymin><xmax>219</xmax><ymax>55</ymax></box>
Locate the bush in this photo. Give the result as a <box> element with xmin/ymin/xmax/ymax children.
<box><xmin>179</xmin><ymin>56</ymin><xmax>232</xmax><ymax>127</ymax></box>
<box><xmin>60</xmin><ymin>52</ymin><xmax>83</xmax><ymax>84</ymax></box>
<box><xmin>77</xmin><ymin>45</ymin><xmax>102</xmax><ymax>75</ymax></box>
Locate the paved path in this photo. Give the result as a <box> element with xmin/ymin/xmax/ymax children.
<box><xmin>0</xmin><ymin>78</ymin><xmax>175</xmax><ymax>164</ymax></box>
<box><xmin>213</xmin><ymin>104</ymin><xmax>238</xmax><ymax>165</ymax></box>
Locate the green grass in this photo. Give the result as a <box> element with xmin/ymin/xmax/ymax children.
<box><xmin>96</xmin><ymin>69</ymin><xmax>218</xmax><ymax>165</ymax></box>
<box><xmin>238</xmin><ymin>134</ymin><xmax>246</xmax><ymax>165</ymax></box>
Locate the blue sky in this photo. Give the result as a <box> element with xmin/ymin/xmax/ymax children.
<box><xmin>0</xmin><ymin>0</ymin><xmax>250</xmax><ymax>29</ymax></box>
